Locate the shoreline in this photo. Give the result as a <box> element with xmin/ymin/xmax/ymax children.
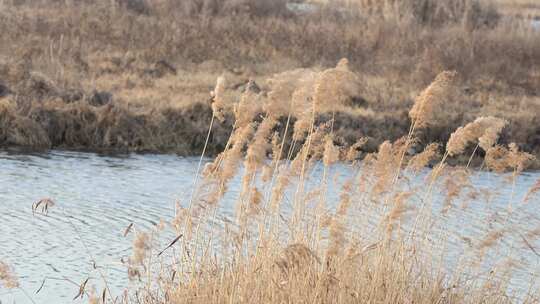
<box><xmin>1</xmin><ymin>84</ymin><xmax>539</xmax><ymax>169</ymax></box>
<box><xmin>2</xmin><ymin>144</ymin><xmax>539</xmax><ymax>172</ymax></box>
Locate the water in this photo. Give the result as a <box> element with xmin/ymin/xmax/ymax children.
<box><xmin>0</xmin><ymin>150</ymin><xmax>539</xmax><ymax>303</ymax></box>
<box><xmin>532</xmin><ymin>19</ymin><xmax>540</xmax><ymax>31</ymax></box>
<box><xmin>0</xmin><ymin>151</ymin><xmax>201</xmax><ymax>303</ymax></box>
<box><xmin>286</xmin><ymin>2</ymin><xmax>318</xmax><ymax>14</ymax></box>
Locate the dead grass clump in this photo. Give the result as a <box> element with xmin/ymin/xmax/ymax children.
<box><xmin>131</xmin><ymin>232</ymin><xmax>150</xmax><ymax>265</ymax></box>
<box><xmin>32</xmin><ymin>198</ymin><xmax>55</xmax><ymax>216</ymax></box>
<box><xmin>523</xmin><ymin>178</ymin><xmax>540</xmax><ymax>202</ymax></box>
<box><xmin>21</xmin><ymin>72</ymin><xmax>59</xmax><ymax>100</ymax></box>
<box><xmin>0</xmin><ymin>93</ymin><xmax>234</xmax><ymax>154</ymax></box>
<box><xmin>117</xmin><ymin>0</ymin><xmax>151</xmax><ymax>15</ymax></box>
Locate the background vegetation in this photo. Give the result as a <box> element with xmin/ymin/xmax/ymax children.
<box><xmin>0</xmin><ymin>0</ymin><xmax>538</xmax><ymax>162</ymax></box>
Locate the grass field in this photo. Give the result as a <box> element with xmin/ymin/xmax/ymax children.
<box><xmin>0</xmin><ymin>0</ymin><xmax>539</xmax><ymax>163</ymax></box>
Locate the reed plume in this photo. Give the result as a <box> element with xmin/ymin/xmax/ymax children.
<box><xmin>409</xmin><ymin>71</ymin><xmax>457</xmax><ymax>129</ymax></box>
<box><xmin>524</xmin><ymin>178</ymin><xmax>540</xmax><ymax>203</ymax></box>
<box><xmin>312</xmin><ymin>58</ymin><xmax>361</xmax><ymax>113</ymax></box>
<box><xmin>234</xmin><ymin>88</ymin><xmax>264</xmax><ymax>129</ymax></box>
<box><xmin>290</xmin><ymin>123</ymin><xmax>330</xmax><ymax>173</ymax></box>
<box><xmin>345</xmin><ymin>138</ymin><xmax>368</xmax><ymax>162</ymax></box>
<box><xmin>323</xmin><ymin>135</ymin><xmax>341</xmax><ymax>167</ymax></box>
<box><xmin>478</xmin><ymin>230</ymin><xmax>505</xmax><ymax>250</ymax></box>
<box><xmin>261</xmin><ymin>132</ymin><xmax>282</xmax><ymax>183</ymax></box>
<box><xmin>443</xmin><ymin>168</ymin><xmax>471</xmax><ymax>213</ymax></box>
<box><xmin>269</xmin><ymin>165</ymin><xmax>290</xmax><ymax>212</ymax></box>
<box><xmin>446</xmin><ymin>116</ymin><xmax>507</xmax><ymax>156</ymax></box>
<box><xmin>485</xmin><ymin>143</ymin><xmax>534</xmax><ymax>173</ymax></box>
<box><xmin>327</xmin><ymin>180</ymin><xmax>353</xmax><ymax>258</ymax></box>
<box><xmin>0</xmin><ymin>261</ymin><xmax>19</xmax><ymax>289</ymax></box>
<box><xmin>266</xmin><ymin>69</ymin><xmax>315</xmax><ymax>117</ymax></box>
<box><xmin>370</xmin><ymin>139</ymin><xmax>406</xmax><ymax>195</ymax></box>
<box><xmin>407</xmin><ymin>143</ymin><xmax>439</xmax><ymax>172</ymax></box>
<box><xmin>291</xmin><ymin>74</ymin><xmax>318</xmax><ymax>141</ymax></box>
<box><xmin>385</xmin><ymin>191</ymin><xmax>414</xmax><ymax>235</ymax></box>
<box><xmin>211</xmin><ymin>75</ymin><xmax>231</xmax><ymax>122</ymax></box>
<box><xmin>131</xmin><ymin>232</ymin><xmax>150</xmax><ymax>265</ymax></box>
<box><xmin>244</xmin><ymin>117</ymin><xmax>277</xmax><ymax>181</ymax></box>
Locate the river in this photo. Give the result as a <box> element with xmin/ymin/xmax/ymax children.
<box><xmin>0</xmin><ymin>150</ymin><xmax>539</xmax><ymax>303</ymax></box>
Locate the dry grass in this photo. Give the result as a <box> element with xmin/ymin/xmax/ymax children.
<box><xmin>494</xmin><ymin>0</ymin><xmax>540</xmax><ymax>18</ymax></box>
<box><xmin>120</xmin><ymin>65</ymin><xmax>538</xmax><ymax>303</ymax></box>
<box><xmin>0</xmin><ymin>0</ymin><xmax>539</xmax><ymax>159</ymax></box>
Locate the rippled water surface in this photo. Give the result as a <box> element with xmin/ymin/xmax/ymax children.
<box><xmin>0</xmin><ymin>151</ymin><xmax>203</xmax><ymax>303</ymax></box>
<box><xmin>0</xmin><ymin>150</ymin><xmax>539</xmax><ymax>303</ymax></box>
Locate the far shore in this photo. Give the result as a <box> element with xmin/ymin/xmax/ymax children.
<box><xmin>1</xmin><ymin>0</ymin><xmax>539</xmax><ymax>167</ymax></box>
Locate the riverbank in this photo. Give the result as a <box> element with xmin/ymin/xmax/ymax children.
<box><xmin>1</xmin><ymin>65</ymin><xmax>539</xmax><ymax>169</ymax></box>
<box><xmin>0</xmin><ymin>0</ymin><xmax>539</xmax><ymax>163</ymax></box>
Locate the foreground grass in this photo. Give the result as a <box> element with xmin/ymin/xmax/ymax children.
<box><xmin>0</xmin><ymin>0</ymin><xmax>539</xmax><ymax>160</ymax></box>
<box><xmin>136</xmin><ymin>64</ymin><xmax>539</xmax><ymax>304</ymax></box>
<box><xmin>2</xmin><ymin>61</ymin><xmax>540</xmax><ymax>303</ymax></box>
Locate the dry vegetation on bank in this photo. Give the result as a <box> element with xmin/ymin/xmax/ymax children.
<box><xmin>494</xmin><ymin>0</ymin><xmax>540</xmax><ymax>18</ymax></box>
<box><xmin>2</xmin><ymin>61</ymin><xmax>540</xmax><ymax>303</ymax></box>
<box><xmin>0</xmin><ymin>0</ymin><xmax>539</xmax><ymax>162</ymax></box>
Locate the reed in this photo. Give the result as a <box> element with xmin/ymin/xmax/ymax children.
<box><xmin>0</xmin><ymin>261</ymin><xmax>19</xmax><ymax>289</ymax></box>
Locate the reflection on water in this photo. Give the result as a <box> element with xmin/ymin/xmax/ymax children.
<box><xmin>0</xmin><ymin>150</ymin><xmax>539</xmax><ymax>303</ymax></box>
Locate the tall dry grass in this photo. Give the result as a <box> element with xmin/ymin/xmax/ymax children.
<box><xmin>113</xmin><ymin>62</ymin><xmax>538</xmax><ymax>304</ymax></box>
